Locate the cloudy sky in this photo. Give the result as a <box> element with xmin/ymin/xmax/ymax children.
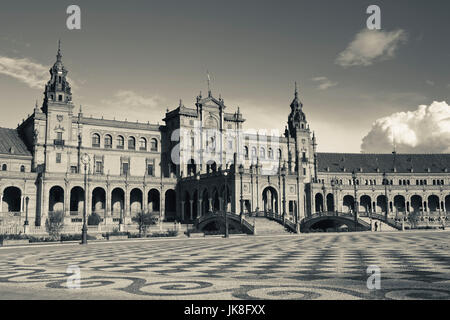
<box><xmin>0</xmin><ymin>0</ymin><xmax>448</xmax><ymax>153</ymax></box>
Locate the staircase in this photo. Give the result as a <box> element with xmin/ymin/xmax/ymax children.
<box><xmin>359</xmin><ymin>217</ymin><xmax>398</xmax><ymax>231</ymax></box>
<box><xmin>252</xmin><ymin>217</ymin><xmax>293</xmax><ymax>235</ymax></box>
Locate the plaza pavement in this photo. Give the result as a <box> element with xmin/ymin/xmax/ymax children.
<box><xmin>0</xmin><ymin>230</ymin><xmax>449</xmax><ymax>300</ymax></box>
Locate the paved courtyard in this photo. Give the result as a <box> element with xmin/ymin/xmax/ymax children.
<box><xmin>0</xmin><ymin>230</ymin><xmax>449</xmax><ymax>300</ymax></box>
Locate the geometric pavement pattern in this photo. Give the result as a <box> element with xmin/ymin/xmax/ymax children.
<box><xmin>0</xmin><ymin>231</ymin><xmax>449</xmax><ymax>300</ymax></box>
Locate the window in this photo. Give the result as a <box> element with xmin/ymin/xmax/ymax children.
<box><xmin>1</xmin><ymin>164</ymin><xmax>6</xmax><ymax>171</ymax></box>
<box><xmin>104</xmin><ymin>135</ymin><xmax>112</xmax><ymax>149</ymax></box>
<box><xmin>128</xmin><ymin>137</ymin><xmax>136</xmax><ymax>150</ymax></box>
<box><xmin>268</xmin><ymin>148</ymin><xmax>273</xmax><ymax>159</ymax></box>
<box><xmin>117</xmin><ymin>136</ymin><xmax>124</xmax><ymax>149</ymax></box>
<box><xmin>147</xmin><ymin>164</ymin><xmax>154</xmax><ymax>176</ymax></box>
<box><xmin>278</xmin><ymin>149</ymin><xmax>282</xmax><ymax>160</ymax></box>
<box><xmin>150</xmin><ymin>138</ymin><xmax>158</xmax><ymax>151</ymax></box>
<box><xmin>70</xmin><ymin>166</ymin><xmax>78</xmax><ymax>174</ymax></box>
<box><xmin>244</xmin><ymin>146</ymin><xmax>249</xmax><ymax>159</ymax></box>
<box><xmin>139</xmin><ymin>137</ymin><xmax>147</xmax><ymax>151</ymax></box>
<box><xmin>95</xmin><ymin>161</ymin><xmax>103</xmax><ymax>174</ymax></box>
<box><xmin>56</xmin><ymin>153</ymin><xmax>61</xmax><ymax>163</ymax></box>
<box><xmin>251</xmin><ymin>147</ymin><xmax>257</xmax><ymax>158</ymax></box>
<box><xmin>227</xmin><ymin>140</ymin><xmax>233</xmax><ymax>150</ymax></box>
<box><xmin>57</xmin><ymin>132</ymin><xmax>63</xmax><ymax>141</ymax></box>
<box><xmin>20</xmin><ymin>165</ymin><xmax>25</xmax><ymax>172</ymax></box>
<box><xmin>260</xmin><ymin>148</ymin><xmax>265</xmax><ymax>158</ymax></box>
<box><xmin>122</xmin><ymin>162</ymin><xmax>129</xmax><ymax>175</ymax></box>
<box><xmin>58</xmin><ymin>95</ymin><xmax>63</xmax><ymax>101</ymax></box>
<box><xmin>92</xmin><ymin>133</ymin><xmax>100</xmax><ymax>147</ymax></box>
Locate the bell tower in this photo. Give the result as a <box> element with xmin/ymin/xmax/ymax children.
<box><xmin>41</xmin><ymin>40</ymin><xmax>73</xmax><ymax>114</ymax></box>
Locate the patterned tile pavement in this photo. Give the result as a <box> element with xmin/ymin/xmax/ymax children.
<box><xmin>0</xmin><ymin>230</ymin><xmax>449</xmax><ymax>300</ymax></box>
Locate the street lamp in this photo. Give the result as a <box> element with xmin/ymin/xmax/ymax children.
<box><xmin>281</xmin><ymin>163</ymin><xmax>287</xmax><ymax>224</ymax></box>
<box><xmin>24</xmin><ymin>196</ymin><xmax>29</xmax><ymax>233</ymax></box>
<box><xmin>352</xmin><ymin>170</ymin><xmax>358</xmax><ymax>231</ymax></box>
<box><xmin>330</xmin><ymin>178</ymin><xmax>336</xmax><ymax>214</ymax></box>
<box><xmin>81</xmin><ymin>153</ymin><xmax>90</xmax><ymax>245</ymax></box>
<box><xmin>239</xmin><ymin>164</ymin><xmax>244</xmax><ymax>222</ymax></box>
<box><xmin>383</xmin><ymin>172</ymin><xmax>388</xmax><ymax>222</ymax></box>
<box><xmin>223</xmin><ymin>168</ymin><xmax>229</xmax><ymax>238</ymax></box>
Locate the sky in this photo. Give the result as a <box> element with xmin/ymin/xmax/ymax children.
<box><xmin>0</xmin><ymin>0</ymin><xmax>449</xmax><ymax>153</ymax></box>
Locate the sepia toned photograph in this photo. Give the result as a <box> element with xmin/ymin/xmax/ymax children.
<box><xmin>0</xmin><ymin>0</ymin><xmax>449</xmax><ymax>311</ymax></box>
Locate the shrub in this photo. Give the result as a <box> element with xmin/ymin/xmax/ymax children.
<box><xmin>132</xmin><ymin>211</ymin><xmax>154</xmax><ymax>237</ymax></box>
<box><xmin>88</xmin><ymin>213</ymin><xmax>102</xmax><ymax>226</ymax></box>
<box><xmin>45</xmin><ymin>211</ymin><xmax>65</xmax><ymax>240</ymax></box>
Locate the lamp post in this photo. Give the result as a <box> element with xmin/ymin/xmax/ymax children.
<box><xmin>352</xmin><ymin>170</ymin><xmax>358</xmax><ymax>231</ymax></box>
<box><xmin>281</xmin><ymin>163</ymin><xmax>286</xmax><ymax>224</ymax></box>
<box><xmin>81</xmin><ymin>153</ymin><xmax>90</xmax><ymax>245</ymax></box>
<box><xmin>331</xmin><ymin>178</ymin><xmax>336</xmax><ymax>214</ymax></box>
<box><xmin>239</xmin><ymin>164</ymin><xmax>244</xmax><ymax>222</ymax></box>
<box><xmin>223</xmin><ymin>169</ymin><xmax>229</xmax><ymax>238</ymax></box>
<box><xmin>24</xmin><ymin>196</ymin><xmax>29</xmax><ymax>233</ymax></box>
<box><xmin>383</xmin><ymin>172</ymin><xmax>388</xmax><ymax>222</ymax></box>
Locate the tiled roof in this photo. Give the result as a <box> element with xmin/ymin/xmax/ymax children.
<box><xmin>0</xmin><ymin>128</ymin><xmax>31</xmax><ymax>157</ymax></box>
<box><xmin>317</xmin><ymin>153</ymin><xmax>450</xmax><ymax>174</ymax></box>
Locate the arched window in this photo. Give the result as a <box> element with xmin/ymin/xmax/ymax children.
<box><xmin>260</xmin><ymin>147</ymin><xmax>265</xmax><ymax>159</ymax></box>
<box><xmin>278</xmin><ymin>149</ymin><xmax>282</xmax><ymax>160</ymax></box>
<box><xmin>139</xmin><ymin>137</ymin><xmax>147</xmax><ymax>151</ymax></box>
<box><xmin>92</xmin><ymin>133</ymin><xmax>100</xmax><ymax>147</ymax></box>
<box><xmin>104</xmin><ymin>135</ymin><xmax>112</xmax><ymax>148</ymax></box>
<box><xmin>20</xmin><ymin>165</ymin><xmax>25</xmax><ymax>172</ymax></box>
<box><xmin>150</xmin><ymin>138</ymin><xmax>158</xmax><ymax>151</ymax></box>
<box><xmin>268</xmin><ymin>148</ymin><xmax>273</xmax><ymax>159</ymax></box>
<box><xmin>251</xmin><ymin>147</ymin><xmax>257</xmax><ymax>158</ymax></box>
<box><xmin>128</xmin><ymin>137</ymin><xmax>136</xmax><ymax>150</ymax></box>
<box><xmin>244</xmin><ymin>146</ymin><xmax>249</xmax><ymax>159</ymax></box>
<box><xmin>116</xmin><ymin>135</ymin><xmax>124</xmax><ymax>149</ymax></box>
<box><xmin>1</xmin><ymin>164</ymin><xmax>7</xmax><ymax>171</ymax></box>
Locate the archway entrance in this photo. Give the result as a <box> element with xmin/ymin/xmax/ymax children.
<box><xmin>2</xmin><ymin>187</ymin><xmax>21</xmax><ymax>212</ymax></box>
<box><xmin>92</xmin><ymin>187</ymin><xmax>106</xmax><ymax>215</ymax></box>
<box><xmin>165</xmin><ymin>189</ymin><xmax>176</xmax><ymax>221</ymax></box>
<box><xmin>315</xmin><ymin>193</ymin><xmax>324</xmax><ymax>213</ymax></box>
<box><xmin>70</xmin><ymin>187</ymin><xmax>84</xmax><ymax>213</ymax></box>
<box><xmin>263</xmin><ymin>187</ymin><xmax>278</xmax><ymax>214</ymax></box>
<box><xmin>49</xmin><ymin>186</ymin><xmax>64</xmax><ymax>212</ymax></box>
<box><xmin>111</xmin><ymin>188</ymin><xmax>124</xmax><ymax>215</ymax></box>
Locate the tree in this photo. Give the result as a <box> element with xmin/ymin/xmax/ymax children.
<box><xmin>88</xmin><ymin>213</ymin><xmax>102</xmax><ymax>226</ymax></box>
<box><xmin>132</xmin><ymin>211</ymin><xmax>154</xmax><ymax>237</ymax></box>
<box><xmin>408</xmin><ymin>211</ymin><xmax>420</xmax><ymax>229</ymax></box>
<box><xmin>46</xmin><ymin>211</ymin><xmax>65</xmax><ymax>240</ymax></box>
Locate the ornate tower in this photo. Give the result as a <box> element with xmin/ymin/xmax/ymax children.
<box><xmin>42</xmin><ymin>40</ymin><xmax>73</xmax><ymax>113</ymax></box>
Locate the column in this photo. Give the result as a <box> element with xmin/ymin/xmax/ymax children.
<box><xmin>143</xmin><ymin>188</ymin><xmax>148</xmax><ymax>213</ymax></box>
<box><xmin>124</xmin><ymin>189</ymin><xmax>129</xmax><ymax>217</ymax></box>
<box><xmin>198</xmin><ymin>199</ymin><xmax>202</xmax><ymax>218</ymax></box>
<box><xmin>0</xmin><ymin>195</ymin><xmax>3</xmax><ymax>213</ymax></box>
<box><xmin>208</xmin><ymin>198</ymin><xmax>213</xmax><ymax>213</ymax></box>
<box><xmin>181</xmin><ymin>201</ymin><xmax>185</xmax><ymax>221</ymax></box>
<box><xmin>189</xmin><ymin>200</ymin><xmax>193</xmax><ymax>220</ymax></box>
<box><xmin>106</xmin><ymin>188</ymin><xmax>111</xmax><ymax>216</ymax></box>
<box><xmin>20</xmin><ymin>195</ymin><xmax>24</xmax><ymax>213</ymax></box>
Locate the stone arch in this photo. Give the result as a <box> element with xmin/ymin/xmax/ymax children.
<box><xmin>49</xmin><ymin>186</ymin><xmax>64</xmax><ymax>212</ymax></box>
<box><xmin>70</xmin><ymin>186</ymin><xmax>84</xmax><ymax>213</ymax></box>
<box><xmin>360</xmin><ymin>195</ymin><xmax>372</xmax><ymax>213</ymax></box>
<box><xmin>111</xmin><ymin>188</ymin><xmax>125</xmax><ymax>214</ymax></box>
<box><xmin>343</xmin><ymin>195</ymin><xmax>354</xmax><ymax>213</ymax></box>
<box><xmin>315</xmin><ymin>193</ymin><xmax>324</xmax><ymax>213</ymax></box>
<box><xmin>326</xmin><ymin>193</ymin><xmax>334</xmax><ymax>212</ymax></box>
<box><xmin>263</xmin><ymin>186</ymin><xmax>278</xmax><ymax>214</ymax></box>
<box><xmin>445</xmin><ymin>195</ymin><xmax>450</xmax><ymax>212</ymax></box>
<box><xmin>376</xmin><ymin>195</ymin><xmax>387</xmax><ymax>213</ymax></box>
<box><xmin>148</xmin><ymin>189</ymin><xmax>160</xmax><ymax>212</ymax></box>
<box><xmin>165</xmin><ymin>189</ymin><xmax>176</xmax><ymax>219</ymax></box>
<box><xmin>202</xmin><ymin>188</ymin><xmax>210</xmax><ymax>215</ymax></box>
<box><xmin>2</xmin><ymin>186</ymin><xmax>22</xmax><ymax>212</ymax></box>
<box><xmin>394</xmin><ymin>195</ymin><xmax>406</xmax><ymax>213</ymax></box>
<box><xmin>130</xmin><ymin>188</ymin><xmax>143</xmax><ymax>213</ymax></box>
<box><xmin>411</xmin><ymin>195</ymin><xmax>422</xmax><ymax>213</ymax></box>
<box><xmin>428</xmin><ymin>195</ymin><xmax>439</xmax><ymax>212</ymax></box>
<box><xmin>92</xmin><ymin>187</ymin><xmax>106</xmax><ymax>215</ymax></box>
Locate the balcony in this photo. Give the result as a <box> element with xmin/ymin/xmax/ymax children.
<box><xmin>54</xmin><ymin>139</ymin><xmax>65</xmax><ymax>146</ymax></box>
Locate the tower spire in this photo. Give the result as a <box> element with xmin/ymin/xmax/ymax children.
<box><xmin>295</xmin><ymin>81</ymin><xmax>298</xmax><ymax>99</ymax></box>
<box><xmin>207</xmin><ymin>70</ymin><xmax>211</xmax><ymax>97</ymax></box>
<box><xmin>57</xmin><ymin>39</ymin><xmax>62</xmax><ymax>61</ymax></box>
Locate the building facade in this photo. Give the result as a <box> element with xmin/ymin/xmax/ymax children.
<box><xmin>0</xmin><ymin>46</ymin><xmax>449</xmax><ymax>233</ymax></box>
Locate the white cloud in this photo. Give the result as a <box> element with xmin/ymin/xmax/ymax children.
<box><xmin>0</xmin><ymin>55</ymin><xmax>79</xmax><ymax>90</ymax></box>
<box><xmin>312</xmin><ymin>76</ymin><xmax>338</xmax><ymax>90</ymax></box>
<box><xmin>95</xmin><ymin>90</ymin><xmax>165</xmax><ymax>122</ymax></box>
<box><xmin>336</xmin><ymin>29</ymin><xmax>407</xmax><ymax>67</ymax></box>
<box><xmin>0</xmin><ymin>56</ymin><xmax>48</xmax><ymax>89</ymax></box>
<box><xmin>361</xmin><ymin>101</ymin><xmax>450</xmax><ymax>153</ymax></box>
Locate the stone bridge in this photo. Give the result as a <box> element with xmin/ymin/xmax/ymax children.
<box><xmin>300</xmin><ymin>212</ymin><xmax>372</xmax><ymax>232</ymax></box>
